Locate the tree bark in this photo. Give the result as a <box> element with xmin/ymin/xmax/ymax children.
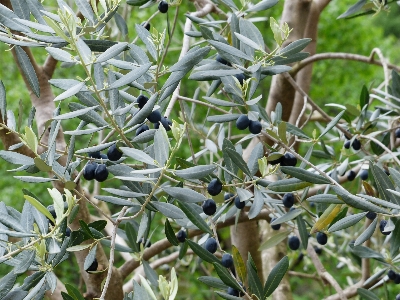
<box><xmin>288</xmin><ymin>0</ymin><xmax>332</xmax><ymax>125</ymax></box>
<box><xmin>261</xmin><ymin>221</ymin><xmax>293</xmax><ymax>300</ymax></box>
<box><xmin>0</xmin><ymin>1</ymin><xmax>124</xmax><ymax>298</ymax></box>
<box><xmin>265</xmin><ymin>0</ymin><xmax>313</xmax><ymax>122</ymax></box>
<box><xmin>230</xmin><ymin>218</ymin><xmax>263</xmax><ymax>282</ymax></box>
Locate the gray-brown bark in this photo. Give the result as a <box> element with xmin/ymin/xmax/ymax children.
<box><xmin>0</xmin><ymin>1</ymin><xmax>124</xmax><ymax>298</ymax></box>
<box><xmin>265</xmin><ymin>0</ymin><xmax>313</xmax><ymax>123</ymax></box>
<box><xmin>261</xmin><ymin>221</ymin><xmax>293</xmax><ymax>300</ymax></box>
<box><xmin>230</xmin><ymin>218</ymin><xmax>263</xmax><ymax>283</ymax></box>
<box><xmin>288</xmin><ymin>0</ymin><xmax>332</xmax><ymax>125</ymax></box>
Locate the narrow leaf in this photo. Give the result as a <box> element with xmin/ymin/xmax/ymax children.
<box><xmin>119</xmin><ymin>147</ymin><xmax>156</xmax><ymax>165</ymax></box>
<box><xmin>226</xmin><ymin>148</ymin><xmax>252</xmax><ymax>177</ymax></box>
<box><xmin>263</xmin><ymin>256</ymin><xmax>289</xmax><ymax>297</ymax></box>
<box><xmin>178</xmin><ymin>202</ymin><xmax>212</xmax><ymax>235</ymax></box>
<box><xmin>213</xmin><ymin>263</ymin><xmax>243</xmax><ymax>290</ymax></box>
<box><xmin>164</xmin><ymin>219</ymin><xmax>179</xmax><ymax>246</ymax></box>
<box><xmin>328</xmin><ymin>212</ymin><xmax>367</xmax><ymax>232</ymax></box>
<box><xmin>354</xmin><ymin>218</ymin><xmax>377</xmax><ymax>246</ymax></box>
<box><xmin>54</xmin><ymin>105</ymin><xmax>99</xmax><ymax>120</ymax></box>
<box><xmin>24</xmin><ymin>195</ymin><xmax>54</xmax><ymax>224</ymax></box>
<box><xmin>162</xmin><ymin>187</ymin><xmax>207</xmax><ymax>203</ymax></box>
<box><xmin>107</xmin><ymin>63</ymin><xmax>152</xmax><ymax>89</ymax></box>
<box><xmin>259</xmin><ymin>231</ymin><xmax>290</xmax><ymax>251</ymax></box>
<box><xmin>268</xmin><ymin>178</ymin><xmax>312</xmax><ymax>192</ymax></box>
<box><xmin>232</xmin><ymin>245</ymin><xmax>246</xmax><ymax>283</ymax></box>
<box><xmin>14</xmin><ymin>46</ymin><xmax>40</xmax><ymax>97</ymax></box>
<box><xmin>318</xmin><ymin>110</ymin><xmax>345</xmax><ymax>139</ymax></box>
<box><xmin>280</xmin><ymin>166</ymin><xmax>331</xmax><ymax>184</ymax></box>
<box><xmin>174</xmin><ymin>165</ymin><xmax>217</xmax><ymax>180</ymax></box>
<box><xmin>96</xmin><ymin>42</ymin><xmax>128</xmax><ymax>63</ymax></box>
<box><xmin>186</xmin><ymin>239</ymin><xmax>221</xmax><ymax>264</ymax></box>
<box><xmin>151</xmin><ymin>201</ymin><xmax>184</xmax><ymax>219</ymax></box>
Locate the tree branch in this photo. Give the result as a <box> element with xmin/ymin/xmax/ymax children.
<box><xmin>307</xmin><ymin>244</ymin><xmax>347</xmax><ymax>300</ymax></box>
<box><xmin>323</xmin><ymin>275</ymin><xmax>383</xmax><ymax>300</ymax></box>
<box><xmin>282</xmin><ymin>72</ymin><xmax>352</xmax><ymax>139</ymax></box>
<box><xmin>99</xmin><ymin>207</ymin><xmax>128</xmax><ymax>300</ymax></box>
<box><xmin>292</xmin><ymin>52</ymin><xmax>400</xmax><ymax>75</ymax></box>
<box><xmin>289</xmin><ymin>0</ymin><xmax>330</xmax><ymax>125</ymax></box>
<box><xmin>119</xmin><ymin>210</ymin><xmax>271</xmax><ymax>280</ymax></box>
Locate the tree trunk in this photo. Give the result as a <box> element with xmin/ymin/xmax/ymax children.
<box><xmin>0</xmin><ymin>1</ymin><xmax>124</xmax><ymax>298</ymax></box>
<box><xmin>288</xmin><ymin>0</ymin><xmax>332</xmax><ymax>125</ymax></box>
<box><xmin>230</xmin><ymin>219</ymin><xmax>263</xmax><ymax>282</ymax></box>
<box><xmin>261</xmin><ymin>221</ymin><xmax>293</xmax><ymax>300</ymax></box>
<box><xmin>265</xmin><ymin>0</ymin><xmax>313</xmax><ymax>122</ymax></box>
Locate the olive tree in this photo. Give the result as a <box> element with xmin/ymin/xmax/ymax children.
<box><xmin>0</xmin><ymin>0</ymin><xmax>399</xmax><ymax>299</ymax></box>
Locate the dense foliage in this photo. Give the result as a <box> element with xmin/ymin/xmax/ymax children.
<box><xmin>0</xmin><ymin>0</ymin><xmax>399</xmax><ymax>299</ymax></box>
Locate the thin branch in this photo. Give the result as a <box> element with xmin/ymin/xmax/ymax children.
<box><xmin>292</xmin><ymin>52</ymin><xmax>400</xmax><ymax>75</ymax></box>
<box><xmin>369</xmin><ymin>48</ymin><xmax>390</xmax><ymax>94</ymax></box>
<box><xmin>360</xmin><ymin>134</ymin><xmax>400</xmax><ymax>166</ymax></box>
<box><xmin>307</xmin><ymin>244</ymin><xmax>347</xmax><ymax>300</ymax></box>
<box><xmin>99</xmin><ymin>206</ymin><xmax>128</xmax><ymax>300</ymax></box>
<box><xmin>323</xmin><ymin>275</ymin><xmax>383</xmax><ymax>300</ymax></box>
<box><xmin>288</xmin><ymin>271</ymin><xmax>322</xmax><ymax>280</ymax></box>
<box><xmin>282</xmin><ymin>72</ymin><xmax>352</xmax><ymax>139</ymax></box>
<box><xmin>92</xmin><ymin>216</ymin><xmax>132</xmax><ymax>262</ymax></box>
<box><xmin>361</xmin><ymin>218</ymin><xmax>372</xmax><ymax>282</ymax></box>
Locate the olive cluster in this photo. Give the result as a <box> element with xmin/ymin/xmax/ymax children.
<box><xmin>135</xmin><ymin>95</ymin><xmax>172</xmax><ymax>136</ymax></box>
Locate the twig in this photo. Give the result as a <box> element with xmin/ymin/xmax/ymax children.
<box><xmin>288</xmin><ymin>271</ymin><xmax>322</xmax><ymax>280</ymax></box>
<box><xmin>74</xmin><ymin>189</ymin><xmax>116</xmax><ymax>224</ymax></box>
<box><xmin>282</xmin><ymin>72</ymin><xmax>352</xmax><ymax>140</ymax></box>
<box><xmin>99</xmin><ymin>206</ymin><xmax>128</xmax><ymax>300</ymax></box>
<box><xmin>369</xmin><ymin>48</ymin><xmax>390</xmax><ymax>95</ymax></box>
<box><xmin>295</xmin><ymin>96</ymin><xmax>308</xmax><ymax>128</ymax></box>
<box><xmin>292</xmin><ymin>52</ymin><xmax>400</xmax><ymax>75</ymax></box>
<box><xmin>307</xmin><ymin>244</ymin><xmax>347</xmax><ymax>300</ymax></box>
<box><xmin>359</xmin><ymin>134</ymin><xmax>400</xmax><ymax>166</ymax></box>
<box><xmin>158</xmin><ymin>5</ymin><xmax>180</xmax><ymax>69</ymax></box>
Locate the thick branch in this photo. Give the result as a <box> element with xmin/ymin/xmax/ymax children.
<box><xmin>0</xmin><ymin>115</ymin><xmax>34</xmax><ymax>156</ymax></box>
<box><xmin>265</xmin><ymin>0</ymin><xmax>313</xmax><ymax>122</ymax></box>
<box><xmin>0</xmin><ymin>2</ymin><xmax>123</xmax><ymax>298</ymax></box>
<box><xmin>289</xmin><ymin>0</ymin><xmax>330</xmax><ymax>125</ymax></box>
<box><xmin>119</xmin><ymin>210</ymin><xmax>271</xmax><ymax>279</ymax></box>
<box><xmin>261</xmin><ymin>220</ymin><xmax>293</xmax><ymax>300</ymax></box>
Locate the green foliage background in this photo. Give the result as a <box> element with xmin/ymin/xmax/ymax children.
<box><xmin>0</xmin><ymin>0</ymin><xmax>399</xmax><ymax>299</ymax></box>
